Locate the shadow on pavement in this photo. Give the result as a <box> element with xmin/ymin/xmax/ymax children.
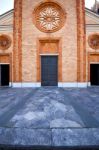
<box><xmin>0</xmin><ymin>145</ymin><xmax>99</xmax><ymax>150</ymax></box>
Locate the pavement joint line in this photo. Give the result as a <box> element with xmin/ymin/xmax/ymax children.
<box><xmin>0</xmin><ymin>126</ymin><xmax>99</xmax><ymax>130</ymax></box>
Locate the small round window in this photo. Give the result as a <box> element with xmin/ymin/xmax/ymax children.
<box><xmin>88</xmin><ymin>34</ymin><xmax>99</xmax><ymax>50</ymax></box>
<box><xmin>0</xmin><ymin>34</ymin><xmax>12</xmax><ymax>50</ymax></box>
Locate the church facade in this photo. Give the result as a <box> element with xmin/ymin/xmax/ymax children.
<box><xmin>0</xmin><ymin>0</ymin><xmax>99</xmax><ymax>87</ymax></box>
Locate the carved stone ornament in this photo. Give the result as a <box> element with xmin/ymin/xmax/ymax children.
<box><xmin>33</xmin><ymin>2</ymin><xmax>66</xmax><ymax>33</ymax></box>
<box><xmin>0</xmin><ymin>35</ymin><xmax>11</xmax><ymax>50</ymax></box>
<box><xmin>88</xmin><ymin>34</ymin><xmax>99</xmax><ymax>50</ymax></box>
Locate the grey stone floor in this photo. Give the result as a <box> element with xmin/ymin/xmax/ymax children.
<box><xmin>0</xmin><ymin>87</ymin><xmax>99</xmax><ymax>146</ymax></box>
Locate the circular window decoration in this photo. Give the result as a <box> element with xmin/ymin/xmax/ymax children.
<box><xmin>88</xmin><ymin>34</ymin><xmax>99</xmax><ymax>50</ymax></box>
<box><xmin>33</xmin><ymin>2</ymin><xmax>66</xmax><ymax>33</ymax></box>
<box><xmin>0</xmin><ymin>35</ymin><xmax>11</xmax><ymax>50</ymax></box>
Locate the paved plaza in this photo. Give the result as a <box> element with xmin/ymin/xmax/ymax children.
<box><xmin>0</xmin><ymin>87</ymin><xmax>99</xmax><ymax>147</ymax></box>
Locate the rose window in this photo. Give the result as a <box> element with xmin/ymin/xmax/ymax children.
<box><xmin>33</xmin><ymin>2</ymin><xmax>66</xmax><ymax>33</ymax></box>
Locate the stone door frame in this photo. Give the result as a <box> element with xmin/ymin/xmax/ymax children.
<box><xmin>37</xmin><ymin>38</ymin><xmax>62</xmax><ymax>83</ymax></box>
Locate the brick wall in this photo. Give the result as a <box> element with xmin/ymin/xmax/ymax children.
<box><xmin>13</xmin><ymin>0</ymin><xmax>86</xmax><ymax>83</ymax></box>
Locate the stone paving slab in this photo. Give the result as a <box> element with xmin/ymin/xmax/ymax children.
<box><xmin>63</xmin><ymin>87</ymin><xmax>99</xmax><ymax>122</ymax></box>
<box><xmin>7</xmin><ymin>88</ymin><xmax>84</xmax><ymax>128</ymax></box>
<box><xmin>0</xmin><ymin>128</ymin><xmax>99</xmax><ymax>146</ymax></box>
<box><xmin>0</xmin><ymin>87</ymin><xmax>99</xmax><ymax>146</ymax></box>
<box><xmin>0</xmin><ymin>128</ymin><xmax>51</xmax><ymax>146</ymax></box>
<box><xmin>52</xmin><ymin>128</ymin><xmax>99</xmax><ymax>146</ymax></box>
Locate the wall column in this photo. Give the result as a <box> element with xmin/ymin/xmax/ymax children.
<box><xmin>13</xmin><ymin>0</ymin><xmax>22</xmax><ymax>83</ymax></box>
<box><xmin>76</xmin><ymin>0</ymin><xmax>86</xmax><ymax>82</ymax></box>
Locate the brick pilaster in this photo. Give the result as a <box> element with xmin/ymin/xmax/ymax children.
<box><xmin>13</xmin><ymin>0</ymin><xmax>22</xmax><ymax>82</ymax></box>
<box><xmin>76</xmin><ymin>0</ymin><xmax>86</xmax><ymax>82</ymax></box>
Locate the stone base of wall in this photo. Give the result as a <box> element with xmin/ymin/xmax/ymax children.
<box><xmin>11</xmin><ymin>82</ymin><xmax>90</xmax><ymax>88</ymax></box>
<box><xmin>58</xmin><ymin>82</ymin><xmax>89</xmax><ymax>88</ymax></box>
<box><xmin>12</xmin><ymin>82</ymin><xmax>41</xmax><ymax>88</ymax></box>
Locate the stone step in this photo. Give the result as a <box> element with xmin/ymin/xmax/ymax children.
<box><xmin>0</xmin><ymin>127</ymin><xmax>99</xmax><ymax>147</ymax></box>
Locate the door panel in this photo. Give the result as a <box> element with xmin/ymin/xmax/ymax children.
<box><xmin>41</xmin><ymin>56</ymin><xmax>58</xmax><ymax>86</ymax></box>
<box><xmin>1</xmin><ymin>65</ymin><xmax>9</xmax><ymax>86</ymax></box>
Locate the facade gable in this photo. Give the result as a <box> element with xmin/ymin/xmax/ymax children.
<box><xmin>0</xmin><ymin>8</ymin><xmax>99</xmax><ymax>27</ymax></box>
<box><xmin>0</xmin><ymin>10</ymin><xmax>13</xmax><ymax>26</ymax></box>
<box><xmin>85</xmin><ymin>8</ymin><xmax>99</xmax><ymax>25</ymax></box>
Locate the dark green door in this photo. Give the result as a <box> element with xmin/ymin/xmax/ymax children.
<box><xmin>41</xmin><ymin>56</ymin><xmax>58</xmax><ymax>86</ymax></box>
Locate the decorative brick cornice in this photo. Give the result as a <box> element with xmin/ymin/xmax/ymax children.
<box><xmin>13</xmin><ymin>0</ymin><xmax>22</xmax><ymax>82</ymax></box>
<box><xmin>76</xmin><ymin>0</ymin><xmax>86</xmax><ymax>82</ymax></box>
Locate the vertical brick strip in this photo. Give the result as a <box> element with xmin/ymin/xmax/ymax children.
<box><xmin>76</xmin><ymin>0</ymin><xmax>86</xmax><ymax>82</ymax></box>
<box><xmin>13</xmin><ymin>0</ymin><xmax>22</xmax><ymax>82</ymax></box>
